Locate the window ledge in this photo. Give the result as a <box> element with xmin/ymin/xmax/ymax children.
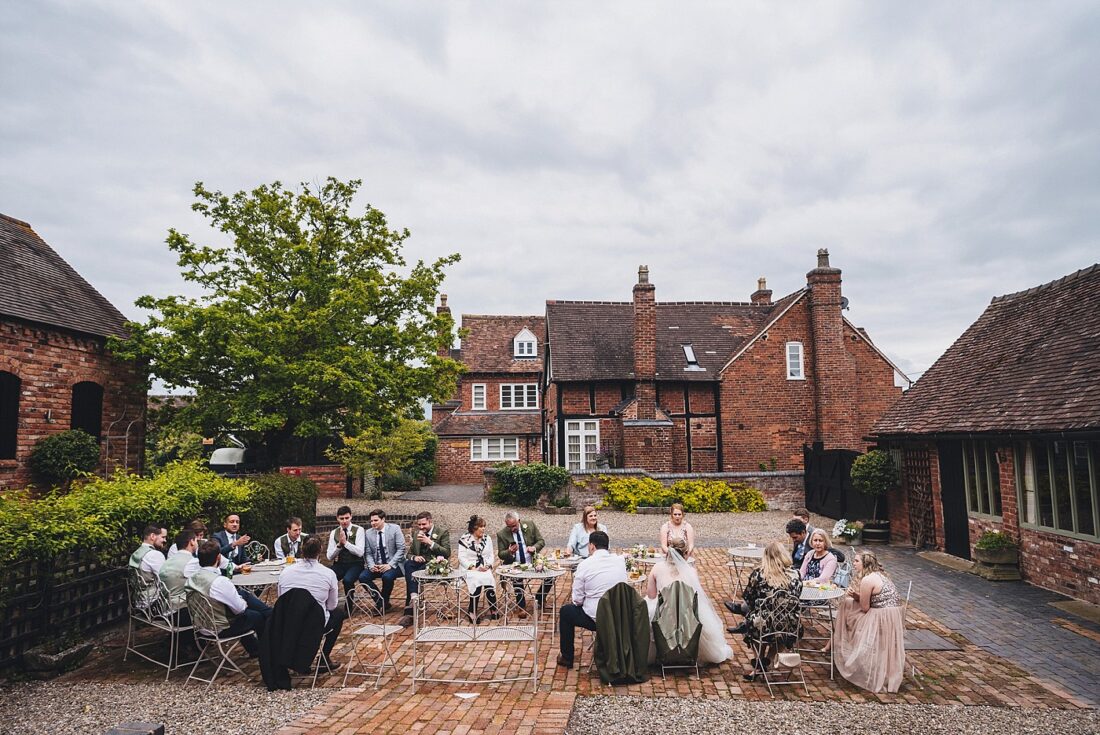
<box><xmin>0</xmin><ymin>459</ymin><xmax>17</xmax><ymax>470</ymax></box>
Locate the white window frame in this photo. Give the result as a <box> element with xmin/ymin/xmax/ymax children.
<box><xmin>786</xmin><ymin>341</ymin><xmax>805</xmax><ymax>380</ymax></box>
<box><xmin>565</xmin><ymin>420</ymin><xmax>600</xmax><ymax>471</ymax></box>
<box><xmin>471</xmin><ymin>383</ymin><xmax>486</xmax><ymax>410</ymax></box>
<box><xmin>500</xmin><ymin>383</ymin><xmax>539</xmax><ymax>409</ymax></box>
<box><xmin>470</xmin><ymin>436</ymin><xmax>519</xmax><ymax>462</ymax></box>
<box><xmin>513</xmin><ymin>328</ymin><xmax>538</xmax><ymax>358</ymax></box>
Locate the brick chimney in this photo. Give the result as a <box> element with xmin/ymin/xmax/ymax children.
<box><xmin>632</xmin><ymin>265</ymin><xmax>657</xmax><ymax>420</ymax></box>
<box><xmin>436</xmin><ymin>294</ymin><xmax>452</xmax><ymax>358</ymax></box>
<box><xmin>751</xmin><ymin>277</ymin><xmax>772</xmax><ymax>305</ymax></box>
<box><xmin>806</xmin><ymin>249</ymin><xmax>856</xmax><ymax>448</ymax></box>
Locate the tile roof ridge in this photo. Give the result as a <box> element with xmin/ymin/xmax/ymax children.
<box><xmin>461</xmin><ymin>313</ymin><xmax>545</xmax><ymax>319</ymax></box>
<box><xmin>546</xmin><ymin>300</ymin><xmax>631</xmax><ymax>305</ymax></box>
<box><xmin>0</xmin><ymin>212</ymin><xmax>32</xmax><ymax>229</ymax></box>
<box><xmin>990</xmin><ymin>263</ymin><xmax>1100</xmax><ymax>304</ymax></box>
<box><xmin>660</xmin><ymin>300</ymin><xmax>761</xmax><ymax>306</ymax></box>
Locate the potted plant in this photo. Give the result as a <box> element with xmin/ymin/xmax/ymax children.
<box><xmin>831</xmin><ymin>518</ymin><xmax>864</xmax><ymax>546</ymax></box>
<box><xmin>850</xmin><ymin>450</ymin><xmax>898</xmax><ymax>543</ymax></box>
<box><xmin>594</xmin><ymin>449</ymin><xmax>613</xmax><ymax>470</ymax></box>
<box><xmin>972</xmin><ymin>530</ymin><xmax>1021</xmax><ymax>580</ymax></box>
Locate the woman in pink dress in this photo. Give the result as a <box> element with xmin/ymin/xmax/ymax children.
<box><xmin>831</xmin><ymin>550</ymin><xmax>905</xmax><ymax>693</ymax></box>
<box><xmin>659</xmin><ymin>503</ymin><xmax>695</xmax><ymax>558</ymax></box>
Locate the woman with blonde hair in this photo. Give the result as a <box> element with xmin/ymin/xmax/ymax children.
<box><xmin>659</xmin><ymin>502</ymin><xmax>695</xmax><ymax>558</ymax></box>
<box><xmin>645</xmin><ymin>538</ymin><xmax>732</xmax><ymax>664</ymax></box>
<box><xmin>831</xmin><ymin>550</ymin><xmax>905</xmax><ymax>692</ymax></box>
<box><xmin>799</xmin><ymin>528</ymin><xmax>838</xmax><ymax>584</ymax></box>
<box><xmin>733</xmin><ymin>541</ymin><xmax>803</xmax><ymax>680</ymax></box>
<box><xmin>567</xmin><ymin>505</ymin><xmax>607</xmax><ymax>558</ymax></box>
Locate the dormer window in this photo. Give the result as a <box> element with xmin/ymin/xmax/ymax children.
<box><xmin>513</xmin><ymin>328</ymin><xmax>538</xmax><ymax>358</ymax></box>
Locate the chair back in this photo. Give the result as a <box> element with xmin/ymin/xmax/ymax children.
<box><xmin>127</xmin><ymin>569</ymin><xmax>173</xmax><ymax>620</ymax></box>
<box><xmin>187</xmin><ymin>590</ymin><xmax>225</xmax><ymax>638</ymax></box>
<box><xmin>245</xmin><ymin>541</ymin><xmax>270</xmax><ymax>563</ymax></box>
<box><xmin>833</xmin><ymin>560</ymin><xmax>853</xmax><ymax>588</ymax></box>
<box><xmin>594</xmin><ymin>582</ymin><xmax>650</xmax><ymax>684</ymax></box>
<box><xmin>652</xmin><ymin>580</ymin><xmax>702</xmax><ymax>665</ymax></box>
<box><xmin>749</xmin><ymin>585</ymin><xmax>803</xmax><ymax>645</ymax></box>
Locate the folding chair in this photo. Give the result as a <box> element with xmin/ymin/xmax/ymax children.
<box><xmin>347</xmin><ymin>580</ymin><xmax>390</xmax><ymax>619</ymax></box>
<box><xmin>343</xmin><ymin>593</ymin><xmax>404</xmax><ymax>688</ymax></box>
<box><xmin>745</xmin><ymin>589</ymin><xmax>807</xmax><ymax>696</ymax></box>
<box><xmin>901</xmin><ymin>580</ymin><xmax>924</xmax><ymax>685</ymax></box>
<box><xmin>123</xmin><ymin>571</ymin><xmax>194</xmax><ymax>680</ymax></box>
<box><xmin>186</xmin><ymin>592</ymin><xmax>255</xmax><ymax>686</ymax></box>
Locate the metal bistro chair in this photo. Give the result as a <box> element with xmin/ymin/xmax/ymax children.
<box><xmin>244</xmin><ymin>541</ymin><xmax>270</xmax><ymax>563</ymax></box>
<box><xmin>124</xmin><ymin>571</ymin><xmax>194</xmax><ymax>680</ymax></box>
<box><xmin>343</xmin><ymin>592</ymin><xmax>405</xmax><ymax>688</ymax></box>
<box><xmin>347</xmin><ymin>580</ymin><xmax>392</xmax><ymax>619</ymax></box>
<box><xmin>185</xmin><ymin>591</ymin><xmax>254</xmax><ymax>686</ymax></box>
<box><xmin>745</xmin><ymin>590</ymin><xmax>808</xmax><ymax>697</ymax></box>
<box><xmin>901</xmin><ymin>580</ymin><xmax>924</xmax><ymax>686</ymax></box>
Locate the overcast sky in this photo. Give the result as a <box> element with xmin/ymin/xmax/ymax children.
<box><xmin>3</xmin><ymin>1</ymin><xmax>1098</xmax><ymax>380</ymax></box>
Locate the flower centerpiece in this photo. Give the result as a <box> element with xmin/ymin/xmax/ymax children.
<box><xmin>515</xmin><ymin>553</ymin><xmax>556</xmax><ymax>572</ymax></box>
<box><xmin>425</xmin><ymin>556</ymin><xmax>452</xmax><ymax>576</ymax></box>
<box><xmin>629</xmin><ymin>543</ymin><xmax>648</xmax><ymax>558</ymax></box>
<box><xmin>832</xmin><ymin>518</ymin><xmax>864</xmax><ymax>544</ymax></box>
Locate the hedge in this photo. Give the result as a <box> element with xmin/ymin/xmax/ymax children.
<box><xmin>600</xmin><ymin>476</ymin><xmax>767</xmax><ymax>513</ymax></box>
<box><xmin>489</xmin><ymin>462</ymin><xmax>570</xmax><ymax>507</ymax></box>
<box><xmin>0</xmin><ymin>461</ymin><xmax>317</xmax><ymax>565</ymax></box>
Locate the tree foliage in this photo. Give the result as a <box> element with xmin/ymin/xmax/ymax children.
<box><xmin>326</xmin><ymin>418</ymin><xmax>434</xmax><ymax>481</ymax></box>
<box><xmin>28</xmin><ymin>430</ymin><xmax>101</xmax><ymax>487</ymax></box>
<box><xmin>112</xmin><ymin>178</ymin><xmax>463</xmax><ymax>461</ymax></box>
<box><xmin>850</xmin><ymin>449</ymin><xmax>899</xmax><ymax>520</ymax></box>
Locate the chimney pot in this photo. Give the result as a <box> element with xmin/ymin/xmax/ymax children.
<box><xmin>757</xmin><ymin>277</ymin><xmax>767</xmax><ymax>291</ymax></box>
<box><xmin>440</xmin><ymin>294</ymin><xmax>448</xmax><ymax>308</ymax></box>
<box><xmin>817</xmin><ymin>249</ymin><xmax>830</xmax><ymax>268</ymax></box>
<box><xmin>638</xmin><ymin>265</ymin><xmax>649</xmax><ymax>284</ymax></box>
<box><xmin>751</xmin><ymin>276</ymin><xmax>773</xmax><ymax>305</ymax></box>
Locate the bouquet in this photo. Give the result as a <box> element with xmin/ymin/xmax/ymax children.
<box><xmin>425</xmin><ymin>556</ymin><xmax>452</xmax><ymax>575</ymax></box>
<box><xmin>832</xmin><ymin>518</ymin><xmax>864</xmax><ymax>540</ymax></box>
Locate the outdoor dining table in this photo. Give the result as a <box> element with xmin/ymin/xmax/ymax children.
<box><xmin>726</xmin><ymin>545</ymin><xmax>765</xmax><ymax>596</ymax></box>
<box><xmin>229</xmin><ymin>562</ymin><xmax>283</xmax><ymax>590</ymax></box>
<box><xmin>497</xmin><ymin>566</ymin><xmax>567</xmax><ymax>643</ymax></box>
<box><xmin>797</xmin><ymin>584</ymin><xmax>847</xmax><ymax>679</ymax></box>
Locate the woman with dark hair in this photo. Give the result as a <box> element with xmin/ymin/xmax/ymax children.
<box><xmin>457</xmin><ymin>515</ymin><xmax>498</xmax><ymax>622</ymax></box>
<box><xmin>831</xmin><ymin>550</ymin><xmax>905</xmax><ymax>693</ymax></box>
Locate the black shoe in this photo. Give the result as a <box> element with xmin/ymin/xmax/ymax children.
<box><xmin>724</xmin><ymin>601</ymin><xmax>743</xmax><ymax>616</ymax></box>
<box><xmin>727</xmin><ymin>623</ymin><xmax>748</xmax><ymax>635</ymax></box>
<box><xmin>556</xmin><ymin>654</ymin><xmax>573</xmax><ymax>669</ymax></box>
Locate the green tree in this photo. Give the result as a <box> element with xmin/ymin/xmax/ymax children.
<box><xmin>326</xmin><ymin>419</ymin><xmax>434</xmax><ymax>497</ymax></box>
<box><xmin>112</xmin><ymin>178</ymin><xmax>462</xmax><ymax>461</ymax></box>
<box><xmin>850</xmin><ymin>449</ymin><xmax>899</xmax><ymax>520</ymax></box>
<box><xmin>28</xmin><ymin>430</ymin><xmax>101</xmax><ymax>489</ymax></box>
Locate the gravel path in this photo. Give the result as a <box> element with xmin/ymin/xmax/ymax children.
<box><xmin>0</xmin><ymin>679</ymin><xmax>328</xmax><ymax>735</ymax></box>
<box><xmin>317</xmin><ymin>495</ymin><xmax>819</xmax><ymax>548</ymax></box>
<box><xmin>566</xmin><ymin>697</ymin><xmax>1100</xmax><ymax>735</ymax></box>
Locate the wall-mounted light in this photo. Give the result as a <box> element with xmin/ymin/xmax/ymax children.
<box><xmin>45</xmin><ymin>409</ymin><xmax>54</xmax><ymax>423</ymax></box>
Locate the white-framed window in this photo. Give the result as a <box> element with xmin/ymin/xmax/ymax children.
<box><xmin>963</xmin><ymin>440</ymin><xmax>1002</xmax><ymax>517</ymax></box>
<box><xmin>565</xmin><ymin>420</ymin><xmax>599</xmax><ymax>470</ymax></box>
<box><xmin>1016</xmin><ymin>439</ymin><xmax>1098</xmax><ymax>540</ymax></box>
<box><xmin>470</xmin><ymin>436</ymin><xmax>519</xmax><ymax>461</ymax></box>
<box><xmin>471</xmin><ymin>384</ymin><xmax>486</xmax><ymax>410</ymax></box>
<box><xmin>786</xmin><ymin>341</ymin><xmax>804</xmax><ymax>380</ymax></box>
<box><xmin>513</xmin><ymin>328</ymin><xmax>537</xmax><ymax>358</ymax></box>
<box><xmin>500</xmin><ymin>383</ymin><xmax>538</xmax><ymax>409</ymax></box>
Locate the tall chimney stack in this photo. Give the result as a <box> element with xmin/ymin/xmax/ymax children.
<box><xmin>806</xmin><ymin>249</ymin><xmax>855</xmax><ymax>448</ymax></box>
<box><xmin>436</xmin><ymin>294</ymin><xmax>452</xmax><ymax>358</ymax></box>
<box><xmin>751</xmin><ymin>277</ymin><xmax>772</xmax><ymax>305</ymax></box>
<box><xmin>633</xmin><ymin>266</ymin><xmax>657</xmax><ymax>421</ymax></box>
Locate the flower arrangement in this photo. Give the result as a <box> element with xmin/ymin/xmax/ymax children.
<box><xmin>514</xmin><ymin>553</ymin><xmax>556</xmax><ymax>572</ymax></box>
<box><xmin>832</xmin><ymin>518</ymin><xmax>864</xmax><ymax>540</ymax></box>
<box><xmin>629</xmin><ymin>544</ymin><xmax>648</xmax><ymax>558</ymax></box>
<box><xmin>975</xmin><ymin>530</ymin><xmax>1017</xmax><ymax>551</ymax></box>
<box><xmin>425</xmin><ymin>556</ymin><xmax>452</xmax><ymax>575</ymax></box>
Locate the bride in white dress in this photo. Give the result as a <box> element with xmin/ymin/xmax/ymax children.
<box><xmin>644</xmin><ymin>538</ymin><xmax>732</xmax><ymax>664</ymax></box>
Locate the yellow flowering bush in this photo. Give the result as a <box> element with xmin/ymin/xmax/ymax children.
<box><xmin>600</xmin><ymin>476</ymin><xmax>767</xmax><ymax>513</ymax></box>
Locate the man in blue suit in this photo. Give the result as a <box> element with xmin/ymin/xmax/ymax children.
<box><xmin>212</xmin><ymin>513</ymin><xmax>251</xmax><ymax>566</ymax></box>
<box><xmin>358</xmin><ymin>509</ymin><xmax>406</xmax><ymax>612</ymax></box>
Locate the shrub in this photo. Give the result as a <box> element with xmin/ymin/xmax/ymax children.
<box><xmin>601</xmin><ymin>477</ymin><xmax>767</xmax><ymax>513</ymax></box>
<box><xmin>381</xmin><ymin>471</ymin><xmax>420</xmax><ymax>493</ymax></box>
<box><xmin>851</xmin><ymin>449</ymin><xmax>898</xmax><ymax>519</ymax></box>
<box><xmin>600</xmin><ymin>476</ymin><xmax>675</xmax><ymax>513</ymax></box>
<box><xmin>406</xmin><ymin>434</ymin><xmax>438</xmax><ymax>485</ymax></box>
<box><xmin>975</xmin><ymin>530</ymin><xmax>1017</xmax><ymax>551</ymax></box>
<box><xmin>28</xmin><ymin>430</ymin><xmax>101</xmax><ymax>486</ymax></box>
<box><xmin>730</xmin><ymin>485</ymin><xmax>768</xmax><ymax>512</ymax></box>
<box><xmin>489</xmin><ymin>462</ymin><xmax>570</xmax><ymax>507</ymax></box>
<box><xmin>241</xmin><ymin>472</ymin><xmax>318</xmax><ymax>548</ymax></box>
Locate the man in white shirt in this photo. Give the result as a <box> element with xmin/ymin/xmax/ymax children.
<box><xmin>159</xmin><ymin>530</ymin><xmax>200</xmax><ymax>611</ymax></box>
<box><xmin>185</xmin><ymin>539</ymin><xmax>268</xmax><ymax>656</ymax></box>
<box><xmin>274</xmin><ymin>517</ymin><xmax>308</xmax><ymax>561</ymax></box>
<box><xmin>128</xmin><ymin>524</ymin><xmax>167</xmax><ymax>581</ymax></box>
<box><xmin>326</xmin><ymin>505</ymin><xmax>366</xmax><ymax>598</ymax></box>
<box><xmin>557</xmin><ymin>530</ymin><xmax>627</xmax><ymax>668</ymax></box>
<box><xmin>278</xmin><ymin>535</ymin><xmax>347</xmax><ymax>668</ymax></box>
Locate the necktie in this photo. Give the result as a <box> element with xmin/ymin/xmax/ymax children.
<box><xmin>516</xmin><ymin>531</ymin><xmax>527</xmax><ymax>563</ymax></box>
<box><xmin>377</xmin><ymin>531</ymin><xmax>387</xmax><ymax>564</ymax></box>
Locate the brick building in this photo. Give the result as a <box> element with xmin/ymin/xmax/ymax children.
<box><xmin>872</xmin><ymin>263</ymin><xmax>1100</xmax><ymax>605</ymax></box>
<box><xmin>0</xmin><ymin>213</ymin><xmax>146</xmax><ymax>489</ymax></box>
<box><xmin>434</xmin><ymin>250</ymin><xmax>904</xmax><ymax>482</ymax></box>
<box><xmin>431</xmin><ymin>297</ymin><xmax>545</xmax><ymax>483</ymax></box>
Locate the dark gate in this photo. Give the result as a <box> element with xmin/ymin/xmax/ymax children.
<box><xmin>937</xmin><ymin>440</ymin><xmax>971</xmax><ymax>559</ymax></box>
<box><xmin>804</xmin><ymin>445</ymin><xmax>875</xmax><ymax>519</ymax></box>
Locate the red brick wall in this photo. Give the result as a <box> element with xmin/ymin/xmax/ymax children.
<box><xmin>622</xmin><ymin>422</ymin><xmax>673</xmax><ymax>471</ymax></box>
<box><xmin>848</xmin><ymin>324</ymin><xmax>903</xmax><ymax>451</ymax></box>
<box><xmin>435</xmin><ymin>435</ymin><xmax>542</xmax><ymax>484</ymax></box>
<box><xmin>807</xmin><ymin>258</ymin><xmax>860</xmax><ymax>449</ymax></box>
<box><xmin>280</xmin><ymin>464</ymin><xmax>345</xmax><ymax>498</ymax></box>
<box><xmin>454</xmin><ymin>373</ymin><xmax>541</xmax><ymax>412</ymax></box>
<box><xmin>0</xmin><ymin>318</ymin><xmax>146</xmax><ymax>490</ymax></box>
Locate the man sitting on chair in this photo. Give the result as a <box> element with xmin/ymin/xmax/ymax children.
<box><xmin>358</xmin><ymin>509</ymin><xmax>406</xmax><ymax>612</ymax></box>
<box><xmin>326</xmin><ymin>506</ymin><xmax>366</xmax><ymax>599</ymax></box>
<box><xmin>160</xmin><ymin>530</ymin><xmax>200</xmax><ymax>613</ymax></box>
<box><xmin>185</xmin><ymin>539</ymin><xmax>268</xmax><ymax>656</ymax></box>
<box><xmin>274</xmin><ymin>517</ymin><xmax>307</xmax><ymax>561</ymax></box>
<box><xmin>213</xmin><ymin>513</ymin><xmax>252</xmax><ymax>566</ymax></box>
<box><xmin>400</xmin><ymin>511</ymin><xmax>450</xmax><ymax>627</ymax></box>
<box><xmin>556</xmin><ymin>531</ymin><xmax>627</xmax><ymax>669</ymax></box>
<box><xmin>496</xmin><ymin>511</ymin><xmax>550</xmax><ymax>618</ymax></box>
<box><xmin>277</xmin><ymin>535</ymin><xmax>346</xmax><ymax>669</ymax></box>
<box><xmin>129</xmin><ymin>524</ymin><xmax>168</xmax><ymax>582</ymax></box>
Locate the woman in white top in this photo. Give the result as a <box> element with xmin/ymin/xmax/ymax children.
<box><xmin>659</xmin><ymin>503</ymin><xmax>695</xmax><ymax>558</ymax></box>
<box><xmin>457</xmin><ymin>515</ymin><xmax>498</xmax><ymax>622</ymax></box>
<box><xmin>645</xmin><ymin>538</ymin><xmax>732</xmax><ymax>664</ymax></box>
<box><xmin>567</xmin><ymin>505</ymin><xmax>608</xmax><ymax>558</ymax></box>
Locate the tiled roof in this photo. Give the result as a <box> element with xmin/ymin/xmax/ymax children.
<box><xmin>874</xmin><ymin>264</ymin><xmax>1100</xmax><ymax>435</ymax></box>
<box><xmin>0</xmin><ymin>213</ymin><xmax>129</xmax><ymax>338</ymax></box>
<box><xmin>458</xmin><ymin>315</ymin><xmax>545</xmax><ymax>374</ymax></box>
<box><xmin>433</xmin><ymin>411</ymin><xmax>542</xmax><ymax>436</ymax></box>
<box><xmin>545</xmin><ymin>300</ymin><xmax>775</xmax><ymax>381</ymax></box>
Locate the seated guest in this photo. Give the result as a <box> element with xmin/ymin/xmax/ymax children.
<box><xmin>786</xmin><ymin>518</ymin><xmax>810</xmax><ymax>570</ymax></box>
<box><xmin>401</xmin><ymin>511</ymin><xmax>451</xmax><ymax>626</ymax></box>
<box><xmin>831</xmin><ymin>550</ymin><xmax>905</xmax><ymax>693</ymax></box>
<box><xmin>567</xmin><ymin>506</ymin><xmax>607</xmax><ymax>558</ymax></box>
<box><xmin>645</xmin><ymin>538</ymin><xmax>732</xmax><ymax>664</ymax></box>
<box><xmin>792</xmin><ymin>508</ymin><xmax>817</xmax><ymax>540</ymax></box>
<box><xmin>213</xmin><ymin>513</ymin><xmax>252</xmax><ymax>565</ymax></box>
<box><xmin>129</xmin><ymin>524</ymin><xmax>168</xmax><ymax>581</ymax></box>
<box><xmin>660</xmin><ymin>503</ymin><xmax>695</xmax><ymax>558</ymax></box>
<box><xmin>326</xmin><ymin>506</ymin><xmax>366</xmax><ymax>598</ymax></box>
<box><xmin>169</xmin><ymin>520</ymin><xmax>209</xmax><ymax>557</ymax></box>
<box><xmin>358</xmin><ymin>509</ymin><xmax>406</xmax><ymax>611</ymax></box>
<box><xmin>185</xmin><ymin>539</ymin><xmax>269</xmax><ymax>655</ymax></box>
<box><xmin>730</xmin><ymin>541</ymin><xmax>803</xmax><ymax>680</ymax></box>
<box><xmin>496</xmin><ymin>511</ymin><xmax>549</xmax><ymax>615</ymax></box>
<box><xmin>274</xmin><ymin>517</ymin><xmax>307</xmax><ymax>561</ymax></box>
<box><xmin>458</xmin><ymin>515</ymin><xmax>498</xmax><ymax>622</ymax></box>
<box><xmin>557</xmin><ymin>531</ymin><xmax>626</xmax><ymax>668</ymax></box>
<box><xmin>160</xmin><ymin>530</ymin><xmax>200</xmax><ymax>610</ymax></box>
<box><xmin>800</xmin><ymin>528</ymin><xmax>837</xmax><ymax>584</ymax></box>
<box><xmin>277</xmin><ymin>535</ymin><xmax>347</xmax><ymax>669</ymax></box>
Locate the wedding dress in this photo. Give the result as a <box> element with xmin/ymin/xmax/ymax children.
<box><xmin>645</xmin><ymin>549</ymin><xmax>732</xmax><ymax>664</ymax></box>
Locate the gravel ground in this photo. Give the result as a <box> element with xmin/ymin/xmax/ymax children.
<box><xmin>565</xmin><ymin>696</ymin><xmax>1100</xmax><ymax>735</ymax></box>
<box><xmin>0</xmin><ymin>679</ymin><xmax>329</xmax><ymax>735</ymax></box>
<box><xmin>318</xmin><ymin>495</ymin><xmax>817</xmax><ymax>548</ymax></box>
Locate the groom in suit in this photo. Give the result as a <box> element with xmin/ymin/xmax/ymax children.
<box><xmin>212</xmin><ymin>513</ymin><xmax>251</xmax><ymax>566</ymax></box>
<box><xmin>496</xmin><ymin>511</ymin><xmax>551</xmax><ymax>615</ymax></box>
<box><xmin>358</xmin><ymin>509</ymin><xmax>406</xmax><ymax>612</ymax></box>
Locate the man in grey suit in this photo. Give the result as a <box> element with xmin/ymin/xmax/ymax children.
<box><xmin>357</xmin><ymin>509</ymin><xmax>406</xmax><ymax>612</ymax></box>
